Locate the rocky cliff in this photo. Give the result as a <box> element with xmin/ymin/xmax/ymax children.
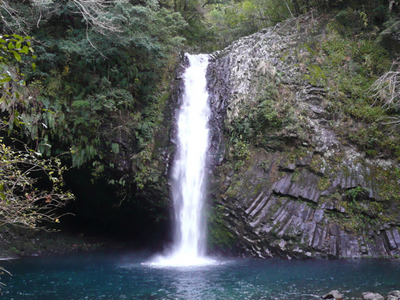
<box><xmin>206</xmin><ymin>14</ymin><xmax>400</xmax><ymax>259</ymax></box>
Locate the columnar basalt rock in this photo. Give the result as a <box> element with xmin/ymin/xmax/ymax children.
<box><xmin>206</xmin><ymin>15</ymin><xmax>400</xmax><ymax>258</ymax></box>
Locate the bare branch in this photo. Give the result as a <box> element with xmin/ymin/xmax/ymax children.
<box><xmin>0</xmin><ymin>0</ymin><xmax>29</xmax><ymax>33</ymax></box>
<box><xmin>369</xmin><ymin>59</ymin><xmax>400</xmax><ymax>104</ymax></box>
<box><xmin>369</xmin><ymin>61</ymin><xmax>400</xmax><ymax>128</ymax></box>
<box><xmin>69</xmin><ymin>0</ymin><xmax>122</xmax><ymax>35</ymax></box>
<box><xmin>1</xmin><ymin>0</ymin><xmax>122</xmax><ymax>35</ymax></box>
<box><xmin>0</xmin><ymin>131</ymin><xmax>74</xmax><ymax>229</ymax></box>
<box><xmin>369</xmin><ymin>69</ymin><xmax>400</xmax><ymax>108</ymax></box>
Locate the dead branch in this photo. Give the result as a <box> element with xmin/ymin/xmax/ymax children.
<box><xmin>369</xmin><ymin>69</ymin><xmax>400</xmax><ymax>108</ymax></box>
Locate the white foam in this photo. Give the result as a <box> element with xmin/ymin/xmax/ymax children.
<box><xmin>143</xmin><ymin>253</ymin><xmax>219</xmax><ymax>268</ymax></box>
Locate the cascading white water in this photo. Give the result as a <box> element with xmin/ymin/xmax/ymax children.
<box><xmin>171</xmin><ymin>53</ymin><xmax>210</xmax><ymax>261</ymax></box>
<box><xmin>148</xmin><ymin>53</ymin><xmax>214</xmax><ymax>267</ymax></box>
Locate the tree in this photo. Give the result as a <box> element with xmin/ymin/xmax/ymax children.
<box><xmin>205</xmin><ymin>0</ymin><xmax>293</xmax><ymax>49</ymax></box>
<box><xmin>2</xmin><ymin>0</ymin><xmax>187</xmax><ymax>171</ymax></box>
<box><xmin>1</xmin><ymin>33</ymin><xmax>74</xmax><ymax>229</ymax></box>
<box><xmin>2</xmin><ymin>0</ymin><xmax>187</xmax><ymax>199</ymax></box>
<box><xmin>0</xmin><ymin>0</ymin><xmax>122</xmax><ymax>34</ymax></box>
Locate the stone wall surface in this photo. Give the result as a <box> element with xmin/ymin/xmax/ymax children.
<box><xmin>206</xmin><ymin>15</ymin><xmax>400</xmax><ymax>258</ymax></box>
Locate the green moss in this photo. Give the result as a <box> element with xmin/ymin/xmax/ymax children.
<box><xmin>304</xmin><ymin>64</ymin><xmax>327</xmax><ymax>86</ymax></box>
<box><xmin>224</xmin><ymin>175</ymin><xmax>242</xmax><ymax>199</ymax></box>
<box><xmin>207</xmin><ymin>204</ymin><xmax>238</xmax><ymax>252</ymax></box>
<box><xmin>372</xmin><ymin>165</ymin><xmax>400</xmax><ymax>202</ymax></box>
<box><xmin>341</xmin><ymin>163</ymin><xmax>351</xmax><ymax>178</ymax></box>
<box><xmin>286</xmin><ymin>147</ymin><xmax>309</xmax><ymax>164</ymax></box>
<box><xmin>317</xmin><ymin>177</ymin><xmax>331</xmax><ymax>190</ymax></box>
<box><xmin>291</xmin><ymin>170</ymin><xmax>300</xmax><ymax>182</ymax></box>
<box><xmin>310</xmin><ymin>154</ymin><xmax>323</xmax><ymax>173</ymax></box>
<box><xmin>324</xmin><ymin>183</ymin><xmax>396</xmax><ymax>233</ymax></box>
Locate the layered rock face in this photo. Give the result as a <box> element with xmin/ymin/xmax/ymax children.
<box><xmin>207</xmin><ymin>16</ymin><xmax>400</xmax><ymax>258</ymax></box>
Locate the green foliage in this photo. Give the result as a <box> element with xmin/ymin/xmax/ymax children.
<box><xmin>345</xmin><ymin>186</ymin><xmax>368</xmax><ymax>202</ymax></box>
<box><xmin>291</xmin><ymin>0</ymin><xmax>393</xmax><ymax>24</ymax></box>
<box><xmin>205</xmin><ymin>0</ymin><xmax>293</xmax><ymax>49</ymax></box>
<box><xmin>378</xmin><ymin>166</ymin><xmax>400</xmax><ymax>202</ymax></box>
<box><xmin>226</xmin><ymin>83</ymin><xmax>303</xmax><ymax>153</ymax></box>
<box><xmin>0</xmin><ymin>31</ymin><xmax>72</xmax><ymax>233</ymax></box>
<box><xmin>327</xmin><ymin>185</ymin><xmax>389</xmax><ymax>232</ymax></box>
<box><xmin>0</xmin><ymin>34</ymin><xmax>34</xmax><ymax>65</ymax></box>
<box><xmin>304</xmin><ymin>64</ymin><xmax>326</xmax><ymax>86</ymax></box>
<box><xmin>0</xmin><ymin>0</ymin><xmax>187</xmax><ymax>186</ymax></box>
<box><xmin>0</xmin><ymin>34</ymin><xmax>36</xmax><ymax>117</ymax></box>
<box><xmin>194</xmin><ymin>0</ymin><xmax>396</xmax><ymax>51</ymax></box>
<box><xmin>131</xmin><ymin>145</ymin><xmax>158</xmax><ymax>190</ymax></box>
<box><xmin>325</xmin><ymin>184</ymin><xmax>390</xmax><ymax>233</ymax></box>
<box><xmin>228</xmin><ymin>88</ymin><xmax>285</xmax><ymax>141</ymax></box>
<box><xmin>291</xmin><ymin>169</ymin><xmax>300</xmax><ymax>182</ymax></box>
<box><xmin>1</xmin><ymin>0</ymin><xmax>399</xmax><ymax>248</ymax></box>
<box><xmin>230</xmin><ymin>139</ymin><xmax>250</xmax><ymax>170</ymax></box>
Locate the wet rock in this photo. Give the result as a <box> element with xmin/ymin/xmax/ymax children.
<box><xmin>362</xmin><ymin>292</ymin><xmax>384</xmax><ymax>300</ymax></box>
<box><xmin>386</xmin><ymin>290</ymin><xmax>400</xmax><ymax>300</ymax></box>
<box><xmin>322</xmin><ymin>290</ymin><xmax>343</xmax><ymax>300</ymax></box>
<box><xmin>360</xmin><ymin>244</ymin><xmax>368</xmax><ymax>254</ymax></box>
<box><xmin>386</xmin><ymin>230</ymin><xmax>398</xmax><ymax>250</ymax></box>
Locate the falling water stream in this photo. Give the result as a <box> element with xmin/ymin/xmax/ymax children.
<box><xmin>170</xmin><ymin>53</ymin><xmax>210</xmax><ymax>262</ymax></box>
<box><xmin>148</xmin><ymin>53</ymin><xmax>215</xmax><ymax>267</ymax></box>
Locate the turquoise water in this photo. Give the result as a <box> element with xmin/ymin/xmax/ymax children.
<box><xmin>1</xmin><ymin>252</ymin><xmax>400</xmax><ymax>299</ymax></box>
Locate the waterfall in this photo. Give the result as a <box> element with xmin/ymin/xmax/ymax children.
<box><xmin>148</xmin><ymin>53</ymin><xmax>214</xmax><ymax>267</ymax></box>
<box><xmin>171</xmin><ymin>53</ymin><xmax>210</xmax><ymax>260</ymax></box>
